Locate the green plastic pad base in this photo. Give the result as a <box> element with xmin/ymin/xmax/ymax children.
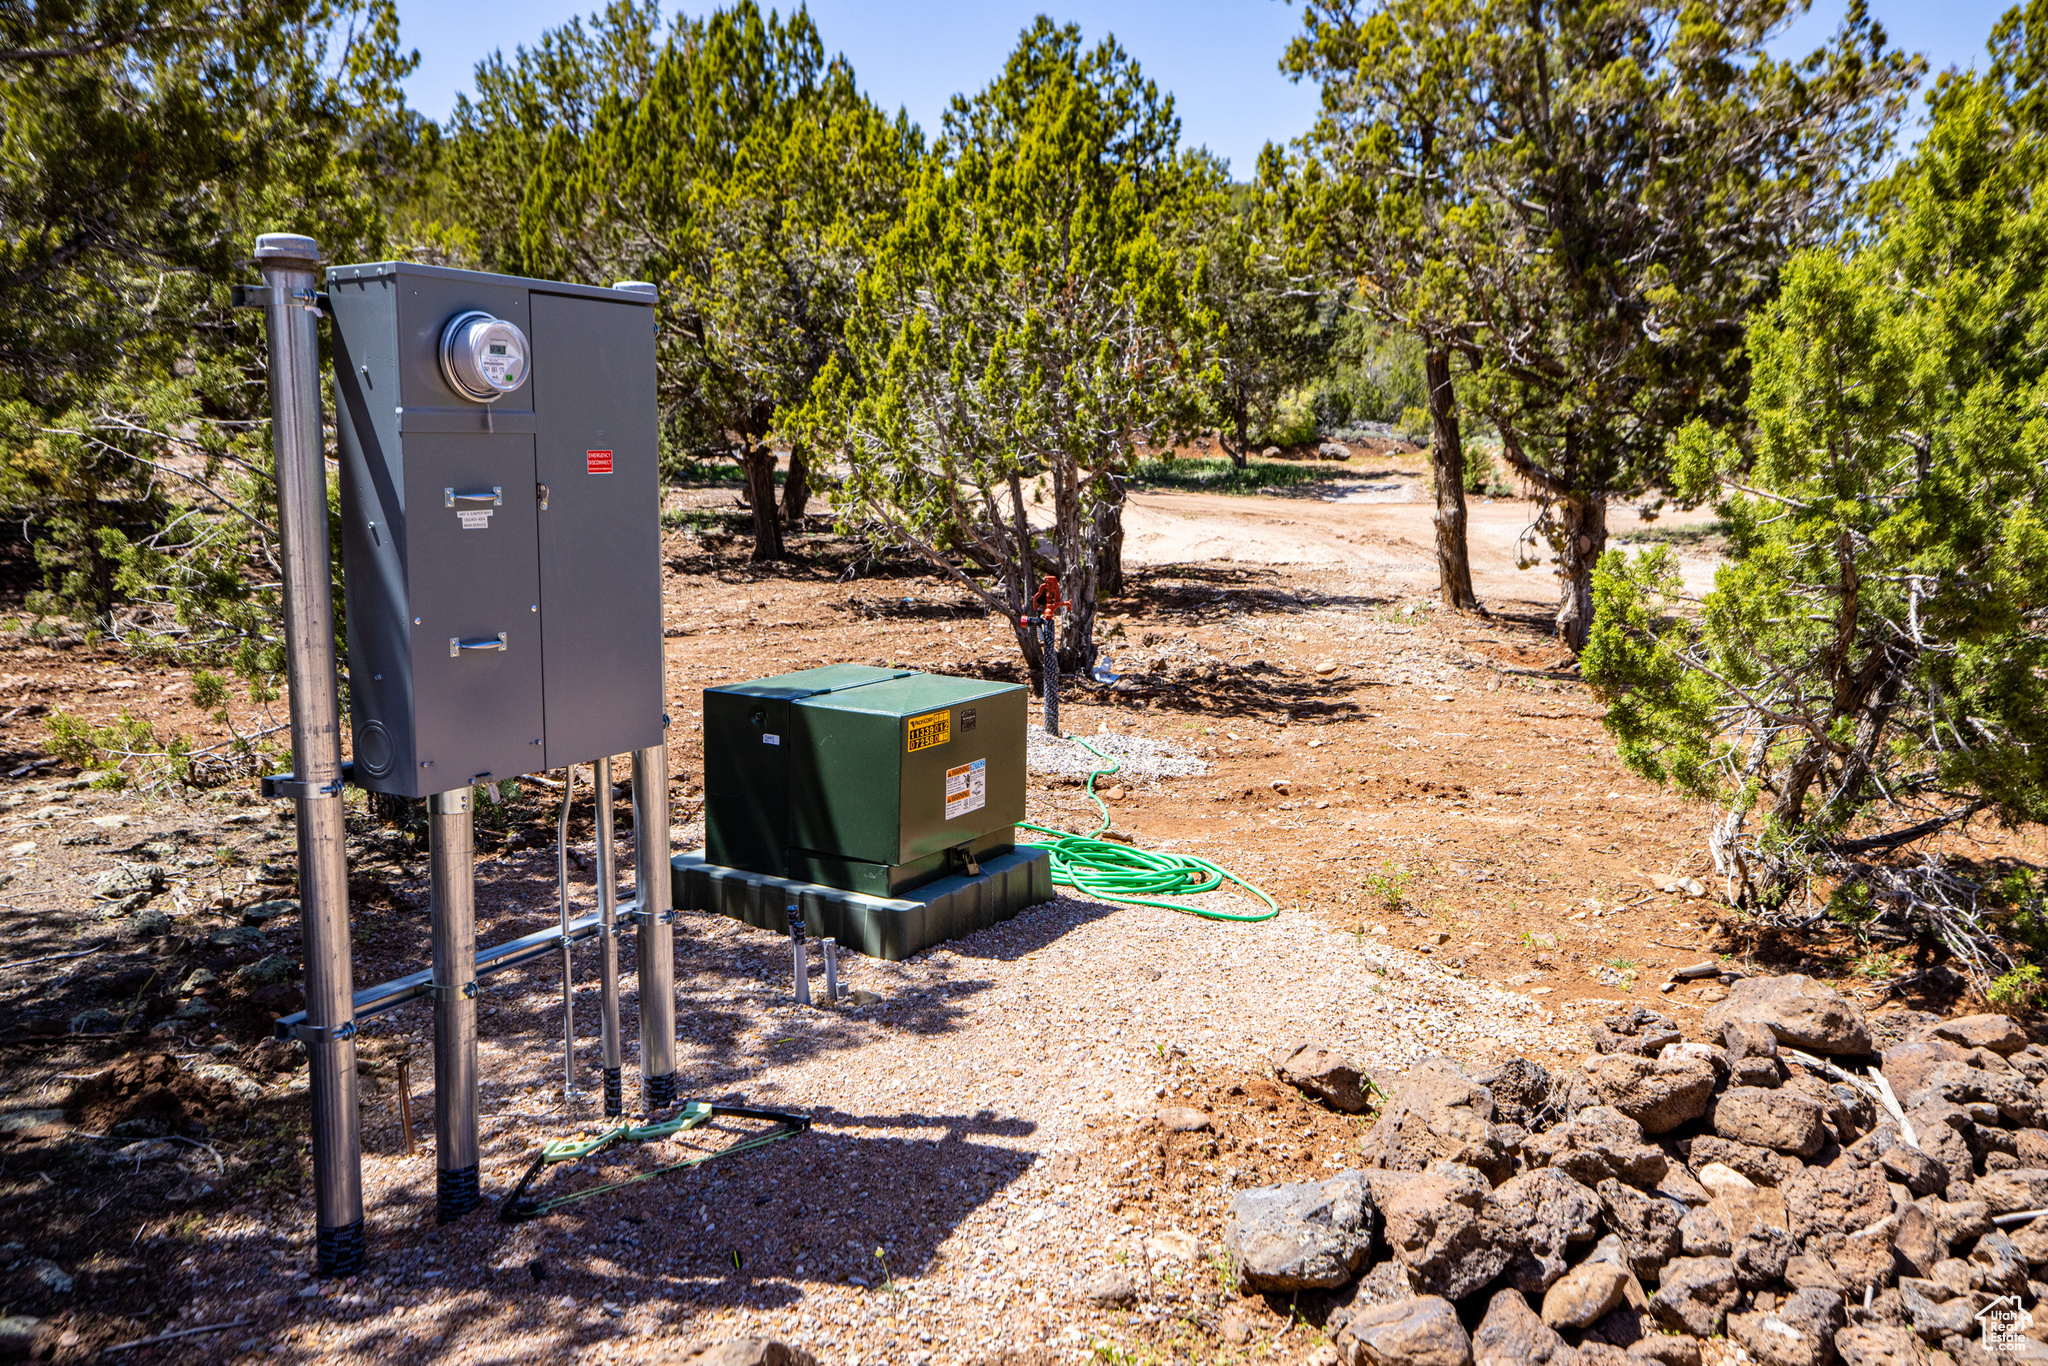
<box><xmin>672</xmin><ymin>845</ymin><xmax>1053</xmax><ymax>961</ymax></box>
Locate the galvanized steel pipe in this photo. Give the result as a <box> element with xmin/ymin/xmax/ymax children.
<box><xmin>255</xmin><ymin>232</ymin><xmax>364</xmax><ymax>1276</ymax></box>
<box><xmin>632</xmin><ymin>743</ymin><xmax>677</xmax><ymax>1109</ymax></box>
<box><xmin>428</xmin><ymin>786</ymin><xmax>479</xmax><ymax>1220</ymax></box>
<box><xmin>596</xmin><ymin>755</ymin><xmax>623</xmax><ymax>1116</ymax></box>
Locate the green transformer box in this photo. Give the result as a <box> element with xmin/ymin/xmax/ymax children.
<box><xmin>703</xmin><ymin>665</ymin><xmax>1028</xmax><ymax>896</ymax></box>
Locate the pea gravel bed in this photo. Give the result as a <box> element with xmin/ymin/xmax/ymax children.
<box><xmin>176</xmin><ymin>857</ymin><xmax>1577</xmax><ymax>1366</ymax></box>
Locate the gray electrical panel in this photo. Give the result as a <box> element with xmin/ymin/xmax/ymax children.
<box><xmin>327</xmin><ymin>261</ymin><xmax>664</xmax><ymax>798</ymax></box>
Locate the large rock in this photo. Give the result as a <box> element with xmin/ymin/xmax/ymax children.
<box><xmin>1713</xmin><ymin>1085</ymin><xmax>1827</xmax><ymax>1157</ymax></box>
<box><xmin>1703</xmin><ymin>1174</ymin><xmax>1795</xmax><ymax>1289</ymax></box>
<box><xmin>1890</xmin><ymin>1203</ymin><xmax>1947</xmax><ymax>1279</ymax></box>
<box><xmin>1968</xmin><ymin>1228</ymin><xmax>2029</xmax><ymax>1296</ymax></box>
<box><xmin>1371</xmin><ymin>1165</ymin><xmax>1514</xmax><ymax>1301</ymax></box>
<box><xmin>1597</xmin><ymin>1178</ymin><xmax>1683</xmax><ymax>1281</ymax></box>
<box><xmin>1881</xmin><ymin>1041</ymin><xmax>1972</xmax><ymax>1109</ymax></box>
<box><xmin>1922</xmin><ymin>1014</ymin><xmax>2029</xmax><ymax>1056</ymax></box>
<box><xmin>1704</xmin><ymin>974</ymin><xmax>1872</xmax><ymax>1056</ymax></box>
<box><xmin>2008</xmin><ymin>1213</ymin><xmax>2048</xmax><ymax>1265</ymax></box>
<box><xmin>1275</xmin><ymin>1043</ymin><xmax>1374</xmax><ymax>1114</ymax></box>
<box><xmin>1567</xmin><ymin>1054</ymin><xmax>1716</xmax><ymax>1134</ymax></box>
<box><xmin>1334</xmin><ymin>1295</ymin><xmax>1472</xmax><ymax>1366</ymax></box>
<box><xmin>1833</xmin><ymin>1325</ymin><xmax>1943</xmax><ymax>1366</ymax></box>
<box><xmin>1541</xmin><ymin>1261</ymin><xmax>1628</xmax><ymax>1329</ymax></box>
<box><xmin>1589</xmin><ymin>1006</ymin><xmax>1683</xmax><ymax>1057</ymax></box>
<box><xmin>1486</xmin><ymin>1168</ymin><xmax>1601</xmax><ymax>1293</ymax></box>
<box><xmin>1896</xmin><ymin>1276</ymin><xmax>1975</xmax><ymax>1341</ymax></box>
<box><xmin>1903</xmin><ymin>1102</ymin><xmax>1976</xmax><ymax>1193</ymax></box>
<box><xmin>1782</xmin><ymin>1162</ymin><xmax>1892</xmax><ymax>1243</ymax></box>
<box><xmin>1727</xmin><ymin>1287</ymin><xmax>1846</xmax><ymax>1366</ymax></box>
<box><xmin>1471</xmin><ymin>1057</ymin><xmax>1555</xmax><ymax>1129</ymax></box>
<box><xmin>1647</xmin><ymin>1256</ymin><xmax>1740</xmax><ymax>1335</ymax></box>
<box><xmin>1524</xmin><ymin>1106</ymin><xmax>1667</xmax><ymax>1188</ymax></box>
<box><xmin>1687</xmin><ymin>1134</ymin><xmax>1796</xmax><ymax>1186</ymax></box>
<box><xmin>1357</xmin><ymin>1057</ymin><xmax>1508</xmax><ymax>1179</ymax></box>
<box><xmin>1970</xmin><ymin>1168</ymin><xmax>2048</xmax><ymax>1215</ymax></box>
<box><xmin>1224</xmin><ymin>1170</ymin><xmax>1376</xmax><ymax>1291</ymax></box>
<box><xmin>1472</xmin><ymin>1287</ymin><xmax>1573</xmax><ymax>1366</ymax></box>
<box><xmin>680</xmin><ymin>1342</ymin><xmax>818</xmax><ymax>1366</ymax></box>
<box><xmin>1628</xmin><ymin>1339</ymin><xmax>1704</xmax><ymax>1366</ymax></box>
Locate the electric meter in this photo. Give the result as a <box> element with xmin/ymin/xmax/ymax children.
<box><xmin>438</xmin><ymin>310</ymin><xmax>530</xmax><ymax>401</ymax></box>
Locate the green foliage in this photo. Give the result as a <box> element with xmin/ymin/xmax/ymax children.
<box><xmin>0</xmin><ymin>0</ymin><xmax>420</xmax><ymax>694</ymax></box>
<box><xmin>1588</xmin><ymin>36</ymin><xmax>2048</xmax><ymax>955</ymax></box>
<box><xmin>457</xmin><ymin>1</ymin><xmax>919</xmax><ymax>559</ymax></box>
<box><xmin>1130</xmin><ymin>457</ymin><xmax>1337</xmax><ymax>496</ymax></box>
<box><xmin>1192</xmin><ymin>167</ymin><xmax>1335</xmax><ymax>467</ymax></box>
<box><xmin>804</xmin><ymin>19</ymin><xmax>1217</xmax><ymax>671</ymax></box>
<box><xmin>1990</xmin><ymin>964</ymin><xmax>2044</xmax><ymax>1012</ymax></box>
<box><xmin>1285</xmin><ymin>0</ymin><xmax>1921</xmax><ymax>643</ymax></box>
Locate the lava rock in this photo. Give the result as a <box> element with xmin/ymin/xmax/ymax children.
<box><xmin>1356</xmin><ymin>1057</ymin><xmax>1509</xmax><ymax>1179</ymax></box>
<box><xmin>1597</xmin><ymin>1178</ymin><xmax>1684</xmax><ymax>1281</ymax></box>
<box><xmin>1485</xmin><ymin>1167</ymin><xmax>1601</xmax><ymax>1293</ymax></box>
<box><xmin>1224</xmin><ymin>1170</ymin><xmax>1376</xmax><ymax>1291</ymax></box>
<box><xmin>1471</xmin><ymin>1057</ymin><xmax>1555</xmax><ymax>1129</ymax></box>
<box><xmin>1524</xmin><ymin>1105</ymin><xmax>1668</xmax><ymax>1188</ymax></box>
<box><xmin>1334</xmin><ymin>1295</ymin><xmax>1472</xmax><ymax>1366</ymax></box>
<box><xmin>1704</xmin><ymin>974</ymin><xmax>1872</xmax><ymax>1056</ymax></box>
<box><xmin>1589</xmin><ymin>1006</ymin><xmax>1683</xmax><ymax>1057</ymax></box>
<box><xmin>1921</xmin><ymin>1014</ymin><xmax>2029</xmax><ymax>1056</ymax></box>
<box><xmin>1472</xmin><ymin>1286</ymin><xmax>1573</xmax><ymax>1365</ymax></box>
<box><xmin>1371</xmin><ymin>1165</ymin><xmax>1514</xmax><ymax>1301</ymax></box>
<box><xmin>1783</xmin><ymin>1161</ymin><xmax>1892</xmax><ymax>1243</ymax></box>
<box><xmin>1971</xmin><ymin>1167</ymin><xmax>2048</xmax><ymax>1215</ymax></box>
<box><xmin>1728</xmin><ymin>1286</ymin><xmax>1846</xmax><ymax>1366</ymax></box>
<box><xmin>1540</xmin><ymin>1260</ymin><xmax>1628</xmax><ymax>1329</ymax></box>
<box><xmin>1833</xmin><ymin>1325</ymin><xmax>1945</xmax><ymax>1365</ymax></box>
<box><xmin>1713</xmin><ymin>1086</ymin><xmax>1828</xmax><ymax>1157</ymax></box>
<box><xmin>679</xmin><ymin>1342</ymin><xmax>818</xmax><ymax>1366</ymax></box>
<box><xmin>1567</xmin><ymin>1054</ymin><xmax>1716</xmax><ymax>1134</ymax></box>
<box><xmin>1647</xmin><ymin>1256</ymin><xmax>1741</xmax><ymax>1336</ymax></box>
<box><xmin>1275</xmin><ymin>1043</ymin><xmax>1374</xmax><ymax>1114</ymax></box>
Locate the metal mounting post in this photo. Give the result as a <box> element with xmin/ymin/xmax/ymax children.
<box><xmin>428</xmin><ymin>786</ymin><xmax>479</xmax><ymax>1221</ymax></box>
<box><xmin>632</xmin><ymin>743</ymin><xmax>677</xmax><ymax>1110</ymax></box>
<box><xmin>557</xmin><ymin>765</ymin><xmax>579</xmax><ymax>1105</ymax></box>
<box><xmin>596</xmin><ymin>755</ymin><xmax>623</xmax><ymax>1116</ymax></box>
<box><xmin>1040</xmin><ymin>616</ymin><xmax>1060</xmax><ymax>737</ymax></box>
<box><xmin>255</xmin><ymin>232</ymin><xmax>363</xmax><ymax>1277</ymax></box>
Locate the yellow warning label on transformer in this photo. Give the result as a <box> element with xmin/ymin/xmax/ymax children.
<box><xmin>906</xmin><ymin>710</ymin><xmax>950</xmax><ymax>752</ymax></box>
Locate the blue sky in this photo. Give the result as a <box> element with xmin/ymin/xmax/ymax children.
<box><xmin>393</xmin><ymin>0</ymin><xmax>2019</xmax><ymax>177</ymax></box>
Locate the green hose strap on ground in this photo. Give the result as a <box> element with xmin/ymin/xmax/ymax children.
<box><xmin>1018</xmin><ymin>737</ymin><xmax>1280</xmax><ymax>923</ymax></box>
<box><xmin>527</xmin><ymin>1127</ymin><xmax>800</xmax><ymax>1217</ymax></box>
<box><xmin>539</xmin><ymin>1100</ymin><xmax>714</xmax><ymax>1165</ymax></box>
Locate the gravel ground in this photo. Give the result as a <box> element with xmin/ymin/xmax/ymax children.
<box><xmin>1025</xmin><ymin>730</ymin><xmax>1211</xmax><ymax>784</ymax></box>
<box><xmin>180</xmin><ymin>852</ymin><xmax>1579</xmax><ymax>1366</ymax></box>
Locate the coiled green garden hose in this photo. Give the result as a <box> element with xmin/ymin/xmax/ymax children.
<box><xmin>1018</xmin><ymin>737</ymin><xmax>1280</xmax><ymax>922</ymax></box>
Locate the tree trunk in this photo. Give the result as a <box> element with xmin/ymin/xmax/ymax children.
<box><xmin>781</xmin><ymin>444</ymin><xmax>810</xmax><ymax>531</ymax></box>
<box><xmin>741</xmin><ymin>445</ymin><xmax>783</xmax><ymax>561</ymax></box>
<box><xmin>1228</xmin><ymin>401</ymin><xmax>1250</xmax><ymax>470</ymax></box>
<box><xmin>1424</xmin><ymin>348</ymin><xmax>1477</xmax><ymax>611</ymax></box>
<box><xmin>1553</xmin><ymin>491</ymin><xmax>1606</xmax><ymax>651</ymax></box>
<box><xmin>1092</xmin><ymin>473</ymin><xmax>1126</xmax><ymax>599</ymax></box>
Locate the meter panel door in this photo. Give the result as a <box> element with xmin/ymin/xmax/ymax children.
<box><xmin>530</xmin><ymin>290</ymin><xmax>663</xmax><ymax>770</ymax></box>
<box><xmin>402</xmin><ymin>434</ymin><xmax>545</xmax><ymax>791</ymax></box>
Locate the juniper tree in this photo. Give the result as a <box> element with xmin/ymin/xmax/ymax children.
<box><xmin>1286</xmin><ymin>0</ymin><xmax>1918</xmax><ymax>638</ymax></box>
<box><xmin>800</xmin><ymin>19</ymin><xmax>1214</xmax><ymax>673</ymax></box>
<box><xmin>1586</xmin><ymin>35</ymin><xmax>2048</xmax><ymax>986</ymax></box>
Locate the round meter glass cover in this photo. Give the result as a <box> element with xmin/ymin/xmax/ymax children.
<box><xmin>439</xmin><ymin>311</ymin><xmax>530</xmax><ymax>401</ymax></box>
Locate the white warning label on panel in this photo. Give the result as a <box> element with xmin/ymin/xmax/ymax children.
<box><xmin>458</xmin><ymin>510</ymin><xmax>492</xmax><ymax>530</ymax></box>
<box><xmin>945</xmin><ymin>758</ymin><xmax>986</xmax><ymax>820</ymax></box>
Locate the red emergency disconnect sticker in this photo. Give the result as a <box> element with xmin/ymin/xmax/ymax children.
<box><xmin>586</xmin><ymin>450</ymin><xmax>614</xmax><ymax>475</ymax></box>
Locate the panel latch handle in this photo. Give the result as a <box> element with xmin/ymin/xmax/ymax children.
<box><xmin>450</xmin><ymin>633</ymin><xmax>508</xmax><ymax>657</ymax></box>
